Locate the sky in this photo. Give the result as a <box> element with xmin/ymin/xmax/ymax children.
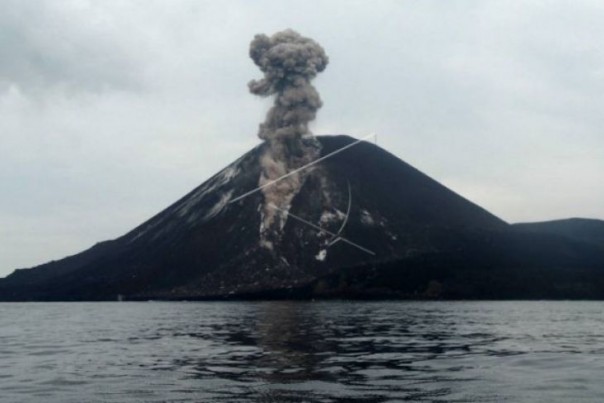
<box><xmin>1</xmin><ymin>0</ymin><xmax>603</xmax><ymax>277</ymax></box>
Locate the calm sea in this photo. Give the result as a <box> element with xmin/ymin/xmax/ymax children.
<box><xmin>1</xmin><ymin>301</ymin><xmax>603</xmax><ymax>402</ymax></box>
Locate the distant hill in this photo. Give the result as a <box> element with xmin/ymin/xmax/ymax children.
<box><xmin>1</xmin><ymin>135</ymin><xmax>603</xmax><ymax>301</ymax></box>
<box><xmin>513</xmin><ymin>218</ymin><xmax>604</xmax><ymax>248</ymax></box>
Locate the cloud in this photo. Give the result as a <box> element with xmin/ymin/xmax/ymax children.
<box><xmin>0</xmin><ymin>1</ymin><xmax>147</xmax><ymax>93</ymax></box>
<box><xmin>1</xmin><ymin>0</ymin><xmax>604</xmax><ymax>277</ymax></box>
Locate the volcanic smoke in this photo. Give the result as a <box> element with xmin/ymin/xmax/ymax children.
<box><xmin>248</xmin><ymin>29</ymin><xmax>329</xmax><ymax>249</ymax></box>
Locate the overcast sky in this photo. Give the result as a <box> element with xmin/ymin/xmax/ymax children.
<box><xmin>1</xmin><ymin>0</ymin><xmax>603</xmax><ymax>277</ymax></box>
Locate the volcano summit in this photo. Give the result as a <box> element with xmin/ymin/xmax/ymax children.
<box><xmin>0</xmin><ymin>136</ymin><xmax>500</xmax><ymax>299</ymax></box>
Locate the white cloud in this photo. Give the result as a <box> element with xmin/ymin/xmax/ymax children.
<box><xmin>1</xmin><ymin>0</ymin><xmax>603</xmax><ymax>276</ymax></box>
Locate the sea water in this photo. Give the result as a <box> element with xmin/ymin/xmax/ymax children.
<box><xmin>1</xmin><ymin>301</ymin><xmax>603</xmax><ymax>402</ymax></box>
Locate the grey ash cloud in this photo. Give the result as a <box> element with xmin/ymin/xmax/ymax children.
<box><xmin>247</xmin><ymin>29</ymin><xmax>329</xmax><ymax>249</ymax></box>
<box><xmin>248</xmin><ymin>28</ymin><xmax>328</xmax><ymax>141</ymax></box>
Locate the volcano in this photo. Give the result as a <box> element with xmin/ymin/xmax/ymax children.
<box><xmin>2</xmin><ymin>135</ymin><xmax>604</xmax><ymax>301</ymax></box>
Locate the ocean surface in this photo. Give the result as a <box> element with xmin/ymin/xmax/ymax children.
<box><xmin>1</xmin><ymin>301</ymin><xmax>603</xmax><ymax>403</ymax></box>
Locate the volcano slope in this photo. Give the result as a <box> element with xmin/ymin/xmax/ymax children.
<box><xmin>1</xmin><ymin>135</ymin><xmax>603</xmax><ymax>301</ymax></box>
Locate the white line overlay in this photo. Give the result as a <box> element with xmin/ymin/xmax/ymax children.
<box><xmin>229</xmin><ymin>133</ymin><xmax>376</xmax><ymax>204</ymax></box>
<box><xmin>267</xmin><ymin>203</ymin><xmax>375</xmax><ymax>256</ymax></box>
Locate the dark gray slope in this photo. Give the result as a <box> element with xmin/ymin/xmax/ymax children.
<box><xmin>1</xmin><ymin>135</ymin><xmax>602</xmax><ymax>301</ymax></box>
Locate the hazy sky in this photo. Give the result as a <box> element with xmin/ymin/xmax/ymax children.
<box><xmin>1</xmin><ymin>0</ymin><xmax>603</xmax><ymax>277</ymax></box>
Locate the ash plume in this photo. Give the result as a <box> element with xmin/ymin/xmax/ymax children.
<box><xmin>248</xmin><ymin>29</ymin><xmax>329</xmax><ymax>249</ymax></box>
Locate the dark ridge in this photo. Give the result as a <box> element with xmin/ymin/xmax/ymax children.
<box><xmin>512</xmin><ymin>218</ymin><xmax>604</xmax><ymax>248</ymax></box>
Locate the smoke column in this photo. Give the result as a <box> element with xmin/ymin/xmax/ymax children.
<box><xmin>248</xmin><ymin>29</ymin><xmax>329</xmax><ymax>249</ymax></box>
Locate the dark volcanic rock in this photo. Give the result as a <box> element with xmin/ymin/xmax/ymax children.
<box><xmin>1</xmin><ymin>135</ymin><xmax>603</xmax><ymax>301</ymax></box>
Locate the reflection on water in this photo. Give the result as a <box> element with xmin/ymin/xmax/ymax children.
<box><xmin>1</xmin><ymin>301</ymin><xmax>604</xmax><ymax>402</ymax></box>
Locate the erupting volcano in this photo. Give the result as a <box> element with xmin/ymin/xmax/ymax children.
<box><xmin>2</xmin><ymin>29</ymin><xmax>604</xmax><ymax>301</ymax></box>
